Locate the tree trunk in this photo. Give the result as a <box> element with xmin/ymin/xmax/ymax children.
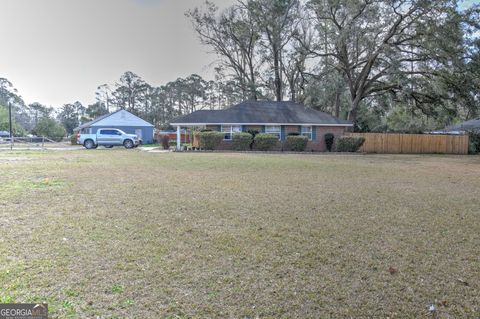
<box><xmin>347</xmin><ymin>96</ymin><xmax>361</xmax><ymax>124</ymax></box>
<box><xmin>289</xmin><ymin>76</ymin><xmax>296</xmax><ymax>102</ymax></box>
<box><xmin>334</xmin><ymin>88</ymin><xmax>341</xmax><ymax>118</ymax></box>
<box><xmin>273</xmin><ymin>44</ymin><xmax>282</xmax><ymax>101</ymax></box>
<box><xmin>248</xmin><ymin>61</ymin><xmax>258</xmax><ymax>101</ymax></box>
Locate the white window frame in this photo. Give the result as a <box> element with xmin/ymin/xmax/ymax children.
<box><xmin>221</xmin><ymin>125</ymin><xmax>242</xmax><ymax>140</ymax></box>
<box><xmin>301</xmin><ymin>126</ymin><xmax>312</xmax><ymax>140</ymax></box>
<box><xmin>265</xmin><ymin>125</ymin><xmax>281</xmax><ymax>140</ymax></box>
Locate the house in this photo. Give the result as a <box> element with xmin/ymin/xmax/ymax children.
<box><xmin>441</xmin><ymin>118</ymin><xmax>480</xmax><ymax>134</ymax></box>
<box><xmin>170</xmin><ymin>101</ymin><xmax>353</xmax><ymax>151</ymax></box>
<box><xmin>75</xmin><ymin>110</ymin><xmax>154</xmax><ymax>144</ymax></box>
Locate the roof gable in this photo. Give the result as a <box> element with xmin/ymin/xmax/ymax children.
<box><xmin>78</xmin><ymin>110</ymin><xmax>153</xmax><ymax>129</ymax></box>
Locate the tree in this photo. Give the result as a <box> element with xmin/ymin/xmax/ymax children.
<box><xmin>243</xmin><ymin>0</ymin><xmax>300</xmax><ymax>101</ymax></box>
<box><xmin>96</xmin><ymin>84</ymin><xmax>113</xmax><ymax>113</ymax></box>
<box><xmin>305</xmin><ymin>0</ymin><xmax>476</xmax><ymax>124</ymax></box>
<box><xmin>187</xmin><ymin>1</ymin><xmax>262</xmax><ymax>100</ymax></box>
<box><xmin>57</xmin><ymin>101</ymin><xmax>85</xmax><ymax>134</ymax></box>
<box><xmin>33</xmin><ymin>117</ymin><xmax>66</xmax><ymax>141</ymax></box>
<box><xmin>28</xmin><ymin>102</ymin><xmax>53</xmax><ymax>128</ymax></box>
<box><xmin>0</xmin><ymin>105</ymin><xmax>25</xmax><ymax>136</ymax></box>
<box><xmin>85</xmin><ymin>102</ymin><xmax>108</xmax><ymax>121</ymax></box>
<box><xmin>0</xmin><ymin>78</ymin><xmax>32</xmax><ymax>131</ymax></box>
<box><xmin>113</xmin><ymin>71</ymin><xmax>148</xmax><ymax>113</ymax></box>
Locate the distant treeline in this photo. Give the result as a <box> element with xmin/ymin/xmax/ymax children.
<box><xmin>1</xmin><ymin>0</ymin><xmax>479</xmax><ymax>139</ymax></box>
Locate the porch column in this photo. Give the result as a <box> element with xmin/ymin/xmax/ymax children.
<box><xmin>176</xmin><ymin>126</ymin><xmax>181</xmax><ymax>150</ymax></box>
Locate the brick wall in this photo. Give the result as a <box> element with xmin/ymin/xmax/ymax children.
<box><xmin>200</xmin><ymin>124</ymin><xmax>347</xmax><ymax>152</ymax></box>
<box><xmin>307</xmin><ymin>126</ymin><xmax>346</xmax><ymax>151</ymax></box>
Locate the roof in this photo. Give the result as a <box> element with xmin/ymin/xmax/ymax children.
<box><xmin>171</xmin><ymin>101</ymin><xmax>352</xmax><ymax>126</ymax></box>
<box><xmin>444</xmin><ymin>118</ymin><xmax>480</xmax><ymax>132</ymax></box>
<box><xmin>76</xmin><ymin>109</ymin><xmax>154</xmax><ymax>130</ymax></box>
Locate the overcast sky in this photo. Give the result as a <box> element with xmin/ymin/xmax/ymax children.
<box><xmin>0</xmin><ymin>0</ymin><xmax>233</xmax><ymax>108</ymax></box>
<box><xmin>0</xmin><ymin>0</ymin><xmax>477</xmax><ymax>108</ymax></box>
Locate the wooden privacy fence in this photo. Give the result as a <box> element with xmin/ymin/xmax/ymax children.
<box><xmin>346</xmin><ymin>133</ymin><xmax>469</xmax><ymax>154</ymax></box>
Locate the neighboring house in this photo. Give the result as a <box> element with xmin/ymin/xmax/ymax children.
<box><xmin>440</xmin><ymin>118</ymin><xmax>480</xmax><ymax>134</ymax></box>
<box><xmin>75</xmin><ymin>110</ymin><xmax>154</xmax><ymax>144</ymax></box>
<box><xmin>170</xmin><ymin>101</ymin><xmax>353</xmax><ymax>151</ymax></box>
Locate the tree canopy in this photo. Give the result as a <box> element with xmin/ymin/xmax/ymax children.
<box><xmin>1</xmin><ymin>0</ymin><xmax>479</xmax><ymax>136</ymax></box>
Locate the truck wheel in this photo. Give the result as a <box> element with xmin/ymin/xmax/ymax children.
<box><xmin>104</xmin><ymin>145</ymin><xmax>114</xmax><ymax>148</ymax></box>
<box><xmin>123</xmin><ymin>139</ymin><xmax>134</xmax><ymax>149</ymax></box>
<box><xmin>84</xmin><ymin>139</ymin><xmax>95</xmax><ymax>149</ymax></box>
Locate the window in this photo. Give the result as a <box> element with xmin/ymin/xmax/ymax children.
<box><xmin>265</xmin><ymin>125</ymin><xmax>281</xmax><ymax>140</ymax></box>
<box><xmin>301</xmin><ymin>126</ymin><xmax>312</xmax><ymax>140</ymax></box>
<box><xmin>99</xmin><ymin>129</ymin><xmax>121</xmax><ymax>135</ymax></box>
<box><xmin>221</xmin><ymin>125</ymin><xmax>242</xmax><ymax>140</ymax></box>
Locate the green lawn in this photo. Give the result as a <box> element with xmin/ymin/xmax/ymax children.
<box><xmin>0</xmin><ymin>150</ymin><xmax>479</xmax><ymax>318</ymax></box>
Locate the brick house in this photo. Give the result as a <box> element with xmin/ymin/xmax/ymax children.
<box><xmin>170</xmin><ymin>101</ymin><xmax>353</xmax><ymax>151</ymax></box>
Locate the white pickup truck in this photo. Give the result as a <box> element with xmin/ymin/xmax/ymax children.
<box><xmin>77</xmin><ymin>128</ymin><xmax>140</xmax><ymax>149</ymax></box>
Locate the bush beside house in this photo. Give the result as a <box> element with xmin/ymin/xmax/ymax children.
<box><xmin>324</xmin><ymin>133</ymin><xmax>335</xmax><ymax>152</ymax></box>
<box><xmin>160</xmin><ymin>135</ymin><xmax>170</xmax><ymax>150</ymax></box>
<box><xmin>254</xmin><ymin>133</ymin><xmax>278</xmax><ymax>151</ymax></box>
<box><xmin>232</xmin><ymin>132</ymin><xmax>253</xmax><ymax>151</ymax></box>
<box><xmin>336</xmin><ymin>136</ymin><xmax>366</xmax><ymax>152</ymax></box>
<box><xmin>285</xmin><ymin>135</ymin><xmax>308</xmax><ymax>152</ymax></box>
<box><xmin>198</xmin><ymin>131</ymin><xmax>224</xmax><ymax>150</ymax></box>
<box><xmin>70</xmin><ymin>134</ymin><xmax>77</xmax><ymax>145</ymax></box>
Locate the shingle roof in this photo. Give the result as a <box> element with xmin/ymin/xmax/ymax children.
<box><xmin>171</xmin><ymin>101</ymin><xmax>352</xmax><ymax>126</ymax></box>
<box><xmin>445</xmin><ymin>118</ymin><xmax>480</xmax><ymax>132</ymax></box>
<box><xmin>75</xmin><ymin>109</ymin><xmax>154</xmax><ymax>130</ymax></box>
<box><xmin>76</xmin><ymin>110</ymin><xmax>121</xmax><ymax>130</ymax></box>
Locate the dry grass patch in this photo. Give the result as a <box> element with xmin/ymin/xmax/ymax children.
<box><xmin>0</xmin><ymin>150</ymin><xmax>479</xmax><ymax>318</ymax></box>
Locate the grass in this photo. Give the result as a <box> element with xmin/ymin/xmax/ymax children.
<box><xmin>0</xmin><ymin>150</ymin><xmax>479</xmax><ymax>318</ymax></box>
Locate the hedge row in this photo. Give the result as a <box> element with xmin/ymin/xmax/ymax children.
<box><xmin>197</xmin><ymin>131</ymin><xmax>224</xmax><ymax>150</ymax></box>
<box><xmin>253</xmin><ymin>133</ymin><xmax>278</xmax><ymax>151</ymax></box>
<box><xmin>194</xmin><ymin>131</ymin><xmax>365</xmax><ymax>152</ymax></box>
<box><xmin>336</xmin><ymin>136</ymin><xmax>366</xmax><ymax>152</ymax></box>
<box><xmin>285</xmin><ymin>135</ymin><xmax>308</xmax><ymax>152</ymax></box>
<box><xmin>232</xmin><ymin>132</ymin><xmax>253</xmax><ymax>151</ymax></box>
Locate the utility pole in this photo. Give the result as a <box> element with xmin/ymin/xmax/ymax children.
<box><xmin>8</xmin><ymin>101</ymin><xmax>13</xmax><ymax>150</ymax></box>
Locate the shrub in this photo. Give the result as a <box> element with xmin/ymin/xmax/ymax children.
<box><xmin>33</xmin><ymin>117</ymin><xmax>65</xmax><ymax>141</ymax></box>
<box><xmin>285</xmin><ymin>135</ymin><xmax>308</xmax><ymax>152</ymax></box>
<box><xmin>467</xmin><ymin>130</ymin><xmax>480</xmax><ymax>154</ymax></box>
<box><xmin>247</xmin><ymin>129</ymin><xmax>259</xmax><ymax>150</ymax></box>
<box><xmin>324</xmin><ymin>133</ymin><xmax>335</xmax><ymax>152</ymax></box>
<box><xmin>336</xmin><ymin>136</ymin><xmax>365</xmax><ymax>152</ymax></box>
<box><xmin>232</xmin><ymin>132</ymin><xmax>253</xmax><ymax>151</ymax></box>
<box><xmin>254</xmin><ymin>133</ymin><xmax>278</xmax><ymax>151</ymax></box>
<box><xmin>198</xmin><ymin>131</ymin><xmax>224</xmax><ymax>150</ymax></box>
<box><xmin>70</xmin><ymin>134</ymin><xmax>78</xmax><ymax>145</ymax></box>
<box><xmin>160</xmin><ymin>135</ymin><xmax>170</xmax><ymax>150</ymax></box>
